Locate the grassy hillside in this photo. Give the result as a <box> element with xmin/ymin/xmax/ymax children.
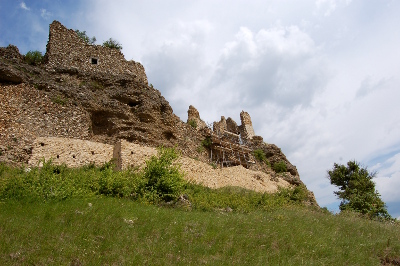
<box><xmin>1</xmin><ymin>149</ymin><xmax>399</xmax><ymax>265</ymax></box>
<box><xmin>1</xmin><ymin>197</ymin><xmax>399</xmax><ymax>265</ymax></box>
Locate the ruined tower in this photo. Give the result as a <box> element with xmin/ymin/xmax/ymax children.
<box><xmin>238</xmin><ymin>111</ymin><xmax>255</xmax><ymax>140</ymax></box>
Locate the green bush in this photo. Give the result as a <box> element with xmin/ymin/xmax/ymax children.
<box><xmin>25</xmin><ymin>50</ymin><xmax>43</xmax><ymax>65</ymax></box>
<box><xmin>253</xmin><ymin>149</ymin><xmax>270</xmax><ymax>166</ymax></box>
<box><xmin>201</xmin><ymin>136</ymin><xmax>212</xmax><ymax>148</ymax></box>
<box><xmin>188</xmin><ymin>119</ymin><xmax>197</xmax><ymax>129</ymax></box>
<box><xmin>278</xmin><ymin>185</ymin><xmax>309</xmax><ymax>203</ymax></box>
<box><xmin>273</xmin><ymin>161</ymin><xmax>287</xmax><ymax>173</ymax></box>
<box><xmin>142</xmin><ymin>146</ymin><xmax>185</xmax><ymax>202</ymax></box>
<box><xmin>102</xmin><ymin>38</ymin><xmax>123</xmax><ymax>50</ymax></box>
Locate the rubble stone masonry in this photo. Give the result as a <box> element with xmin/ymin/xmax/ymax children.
<box><xmin>29</xmin><ymin>137</ymin><xmax>113</xmax><ymax>168</ymax></box>
<box><xmin>239</xmin><ymin>111</ymin><xmax>255</xmax><ymax>140</ymax></box>
<box><xmin>45</xmin><ymin>21</ymin><xmax>148</xmax><ymax>84</ymax></box>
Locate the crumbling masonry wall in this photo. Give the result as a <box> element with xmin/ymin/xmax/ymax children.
<box><xmin>45</xmin><ymin>21</ymin><xmax>148</xmax><ymax>84</ymax></box>
<box><xmin>238</xmin><ymin>111</ymin><xmax>255</xmax><ymax>140</ymax></box>
<box><xmin>212</xmin><ymin>111</ymin><xmax>256</xmax><ymax>141</ymax></box>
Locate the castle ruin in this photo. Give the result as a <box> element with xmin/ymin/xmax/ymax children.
<box><xmin>45</xmin><ymin>21</ymin><xmax>148</xmax><ymax>84</ymax></box>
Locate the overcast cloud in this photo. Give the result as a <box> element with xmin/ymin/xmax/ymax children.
<box><xmin>1</xmin><ymin>0</ymin><xmax>400</xmax><ymax>217</ymax></box>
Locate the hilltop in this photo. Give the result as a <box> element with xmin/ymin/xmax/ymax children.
<box><xmin>0</xmin><ymin>21</ymin><xmax>316</xmax><ymax>205</ymax></box>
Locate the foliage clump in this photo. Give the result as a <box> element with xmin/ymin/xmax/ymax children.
<box><xmin>24</xmin><ymin>50</ymin><xmax>43</xmax><ymax>65</ymax></box>
<box><xmin>253</xmin><ymin>149</ymin><xmax>270</xmax><ymax>166</ymax></box>
<box><xmin>102</xmin><ymin>38</ymin><xmax>123</xmax><ymax>51</ymax></box>
<box><xmin>328</xmin><ymin>160</ymin><xmax>391</xmax><ymax>220</ymax></box>
<box><xmin>188</xmin><ymin>119</ymin><xmax>197</xmax><ymax>129</ymax></box>
<box><xmin>273</xmin><ymin>161</ymin><xmax>287</xmax><ymax>173</ymax></box>
<box><xmin>142</xmin><ymin>146</ymin><xmax>185</xmax><ymax>202</ymax></box>
<box><xmin>201</xmin><ymin>136</ymin><xmax>212</xmax><ymax>148</ymax></box>
<box><xmin>75</xmin><ymin>30</ymin><xmax>96</xmax><ymax>44</ymax></box>
<box><xmin>0</xmin><ymin>147</ymin><xmax>184</xmax><ymax>203</ymax></box>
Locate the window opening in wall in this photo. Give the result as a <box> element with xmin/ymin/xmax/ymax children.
<box><xmin>91</xmin><ymin>58</ymin><xmax>98</xmax><ymax>64</ymax></box>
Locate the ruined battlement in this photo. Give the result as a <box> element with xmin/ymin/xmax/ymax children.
<box><xmin>212</xmin><ymin>110</ymin><xmax>256</xmax><ymax>141</ymax></box>
<box><xmin>45</xmin><ymin>21</ymin><xmax>148</xmax><ymax>84</ymax></box>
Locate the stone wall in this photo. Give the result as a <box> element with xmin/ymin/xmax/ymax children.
<box><xmin>45</xmin><ymin>21</ymin><xmax>148</xmax><ymax>84</ymax></box>
<box><xmin>28</xmin><ymin>137</ymin><xmax>113</xmax><ymax>168</ymax></box>
<box><xmin>0</xmin><ymin>83</ymin><xmax>91</xmax><ymax>164</ymax></box>
<box><xmin>213</xmin><ymin>116</ymin><xmax>227</xmax><ymax>134</ymax></box>
<box><xmin>226</xmin><ymin>117</ymin><xmax>239</xmax><ymax>134</ymax></box>
<box><xmin>212</xmin><ymin>111</ymin><xmax>256</xmax><ymax>140</ymax></box>
<box><xmin>28</xmin><ymin>137</ymin><xmax>158</xmax><ymax>170</ymax></box>
<box><xmin>119</xmin><ymin>140</ymin><xmax>157</xmax><ymax>169</ymax></box>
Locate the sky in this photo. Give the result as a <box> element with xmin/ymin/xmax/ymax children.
<box><xmin>1</xmin><ymin>0</ymin><xmax>400</xmax><ymax>217</ymax></box>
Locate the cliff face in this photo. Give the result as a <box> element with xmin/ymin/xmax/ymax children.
<box><xmin>0</xmin><ymin>21</ymin><xmax>318</xmax><ymax>206</ymax></box>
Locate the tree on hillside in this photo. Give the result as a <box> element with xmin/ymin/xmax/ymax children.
<box><xmin>327</xmin><ymin>160</ymin><xmax>391</xmax><ymax>220</ymax></box>
<box><xmin>75</xmin><ymin>29</ymin><xmax>96</xmax><ymax>44</ymax></box>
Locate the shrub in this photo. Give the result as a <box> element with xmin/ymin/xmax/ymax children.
<box><xmin>75</xmin><ymin>30</ymin><xmax>96</xmax><ymax>44</ymax></box>
<box><xmin>25</xmin><ymin>50</ymin><xmax>43</xmax><ymax>65</ymax></box>
<box><xmin>201</xmin><ymin>136</ymin><xmax>212</xmax><ymax>148</ymax></box>
<box><xmin>188</xmin><ymin>119</ymin><xmax>197</xmax><ymax>129</ymax></box>
<box><xmin>142</xmin><ymin>146</ymin><xmax>185</xmax><ymax>202</ymax></box>
<box><xmin>273</xmin><ymin>161</ymin><xmax>287</xmax><ymax>173</ymax></box>
<box><xmin>102</xmin><ymin>38</ymin><xmax>123</xmax><ymax>50</ymax></box>
<box><xmin>253</xmin><ymin>149</ymin><xmax>270</xmax><ymax>166</ymax></box>
<box><xmin>277</xmin><ymin>185</ymin><xmax>309</xmax><ymax>203</ymax></box>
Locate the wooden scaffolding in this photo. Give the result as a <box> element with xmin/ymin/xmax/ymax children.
<box><xmin>209</xmin><ymin>130</ymin><xmax>255</xmax><ymax>168</ymax></box>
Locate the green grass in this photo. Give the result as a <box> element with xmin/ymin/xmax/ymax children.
<box><xmin>1</xmin><ymin>148</ymin><xmax>400</xmax><ymax>265</ymax></box>
<box><xmin>1</xmin><ymin>197</ymin><xmax>399</xmax><ymax>265</ymax></box>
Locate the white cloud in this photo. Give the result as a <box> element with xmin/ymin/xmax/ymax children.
<box><xmin>315</xmin><ymin>0</ymin><xmax>352</xmax><ymax>16</ymax></box>
<box><xmin>40</xmin><ymin>9</ymin><xmax>52</xmax><ymax>20</ymax></box>
<box><xmin>210</xmin><ymin>25</ymin><xmax>328</xmax><ymax>110</ymax></box>
<box><xmin>19</xmin><ymin>2</ymin><xmax>30</xmax><ymax>11</ymax></box>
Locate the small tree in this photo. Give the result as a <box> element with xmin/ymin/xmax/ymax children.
<box><xmin>25</xmin><ymin>50</ymin><xmax>43</xmax><ymax>65</ymax></box>
<box><xmin>102</xmin><ymin>38</ymin><xmax>122</xmax><ymax>51</ymax></box>
<box><xmin>75</xmin><ymin>30</ymin><xmax>96</xmax><ymax>44</ymax></box>
<box><xmin>328</xmin><ymin>160</ymin><xmax>391</xmax><ymax>220</ymax></box>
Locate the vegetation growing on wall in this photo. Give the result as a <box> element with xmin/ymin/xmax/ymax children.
<box><xmin>24</xmin><ymin>50</ymin><xmax>43</xmax><ymax>65</ymax></box>
<box><xmin>102</xmin><ymin>38</ymin><xmax>123</xmax><ymax>51</ymax></box>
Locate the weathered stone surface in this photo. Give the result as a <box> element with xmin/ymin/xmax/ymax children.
<box><xmin>239</xmin><ymin>110</ymin><xmax>255</xmax><ymax>140</ymax></box>
<box><xmin>0</xmin><ymin>63</ymin><xmax>24</xmax><ymax>83</ymax></box>
<box><xmin>187</xmin><ymin>105</ymin><xmax>207</xmax><ymax>130</ymax></box>
<box><xmin>226</xmin><ymin>117</ymin><xmax>239</xmax><ymax>134</ymax></box>
<box><xmin>29</xmin><ymin>137</ymin><xmax>114</xmax><ymax>167</ymax></box>
<box><xmin>0</xmin><ymin>45</ymin><xmax>23</xmax><ymax>61</ymax></box>
<box><xmin>213</xmin><ymin>116</ymin><xmax>227</xmax><ymax>134</ymax></box>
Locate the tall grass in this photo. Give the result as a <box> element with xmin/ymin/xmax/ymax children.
<box><xmin>0</xmin><ymin>197</ymin><xmax>399</xmax><ymax>265</ymax></box>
